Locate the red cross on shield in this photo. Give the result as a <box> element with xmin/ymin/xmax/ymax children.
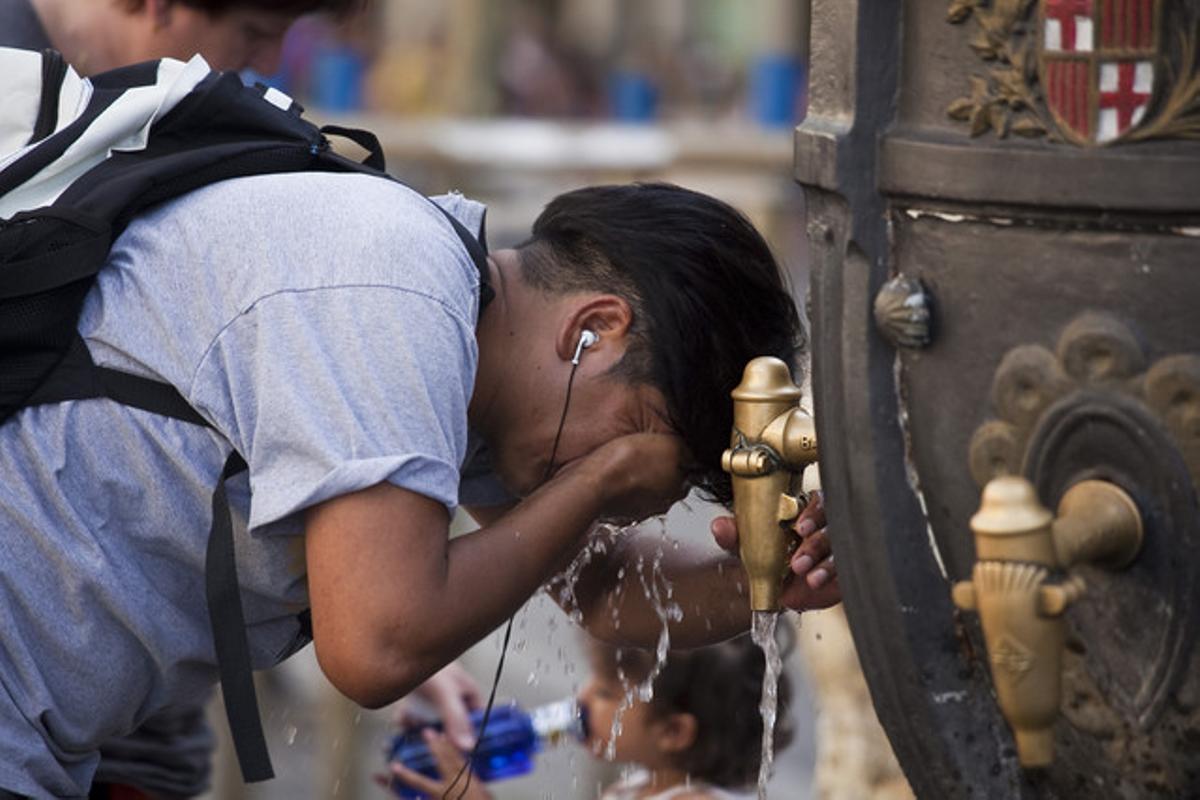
<box><xmin>1038</xmin><ymin>0</ymin><xmax>1161</xmax><ymax>144</ymax></box>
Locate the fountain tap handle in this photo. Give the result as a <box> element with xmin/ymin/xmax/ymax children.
<box><xmin>951</xmin><ymin>580</ymin><xmax>977</xmax><ymax>611</ymax></box>
<box><xmin>1037</xmin><ymin>575</ymin><xmax>1086</xmax><ymax>617</ymax></box>
<box><xmin>725</xmin><ymin>357</ymin><xmax>812</xmax><ymax>612</ymax></box>
<box><xmin>777</xmin><ymin>492</ymin><xmax>806</xmax><ymax>525</ymax></box>
<box><xmin>953</xmin><ymin>475</ymin><xmax>1144</xmax><ymax>768</ymax></box>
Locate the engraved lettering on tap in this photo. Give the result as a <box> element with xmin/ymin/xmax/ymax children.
<box><xmin>992</xmin><ymin>634</ymin><xmax>1036</xmax><ymax>683</ymax></box>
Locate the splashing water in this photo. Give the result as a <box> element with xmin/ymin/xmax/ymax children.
<box><xmin>548</xmin><ymin>518</ymin><xmax>682</xmax><ymax>762</ymax></box>
<box><xmin>751</xmin><ymin>610</ymin><xmax>784</xmax><ymax>800</ymax></box>
<box><xmin>605</xmin><ymin>520</ymin><xmax>681</xmax><ymax>760</ymax></box>
<box><xmin>553</xmin><ymin>522</ymin><xmax>633</xmax><ymax>625</ymax></box>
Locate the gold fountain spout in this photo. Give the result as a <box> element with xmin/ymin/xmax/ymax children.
<box><xmin>722</xmin><ymin>357</ymin><xmax>819</xmax><ymax>612</ymax></box>
<box><xmin>952</xmin><ymin>476</ymin><xmax>1143</xmax><ymax>767</ymax></box>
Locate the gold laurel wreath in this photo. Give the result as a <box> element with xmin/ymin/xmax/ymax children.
<box><xmin>946</xmin><ymin>0</ymin><xmax>1200</xmax><ymax>145</ymax></box>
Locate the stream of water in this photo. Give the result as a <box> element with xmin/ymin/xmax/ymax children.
<box><xmin>751</xmin><ymin>609</ymin><xmax>784</xmax><ymax>800</ymax></box>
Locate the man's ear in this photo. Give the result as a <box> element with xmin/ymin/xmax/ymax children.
<box><xmin>654</xmin><ymin>711</ymin><xmax>699</xmax><ymax>756</ymax></box>
<box><xmin>554</xmin><ymin>295</ymin><xmax>633</xmax><ymax>364</ymax></box>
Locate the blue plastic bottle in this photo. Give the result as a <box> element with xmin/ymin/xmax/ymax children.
<box><xmin>387</xmin><ymin>699</ymin><xmax>586</xmax><ymax>798</ymax></box>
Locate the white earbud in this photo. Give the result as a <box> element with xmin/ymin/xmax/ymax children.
<box><xmin>572</xmin><ymin>329</ymin><xmax>599</xmax><ymax>365</ymax></box>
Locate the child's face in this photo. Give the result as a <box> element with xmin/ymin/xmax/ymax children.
<box><xmin>576</xmin><ymin>673</ymin><xmax>666</xmax><ymax>765</ymax></box>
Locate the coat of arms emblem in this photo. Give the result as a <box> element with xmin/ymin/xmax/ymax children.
<box><xmin>946</xmin><ymin>0</ymin><xmax>1200</xmax><ymax>146</ymax></box>
<box><xmin>1039</xmin><ymin>0</ymin><xmax>1160</xmax><ymax>143</ymax></box>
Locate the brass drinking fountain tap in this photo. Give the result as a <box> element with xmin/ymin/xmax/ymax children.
<box><xmin>721</xmin><ymin>357</ymin><xmax>819</xmax><ymax>612</ymax></box>
<box><xmin>952</xmin><ymin>476</ymin><xmax>1144</xmax><ymax>767</ymax></box>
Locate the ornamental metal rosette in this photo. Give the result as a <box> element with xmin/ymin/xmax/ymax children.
<box><xmin>947</xmin><ymin>0</ymin><xmax>1200</xmax><ymax>144</ymax></box>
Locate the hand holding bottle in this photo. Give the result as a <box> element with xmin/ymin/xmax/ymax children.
<box><xmin>383</xmin><ymin>699</ymin><xmax>584</xmax><ymax>798</ymax></box>
<box><xmin>391</xmin><ymin>661</ymin><xmax>483</xmax><ymax>750</ymax></box>
<box><xmin>385</xmin><ymin>728</ymin><xmax>493</xmax><ymax>800</ymax></box>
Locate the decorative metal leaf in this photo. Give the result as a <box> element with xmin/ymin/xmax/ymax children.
<box><xmin>992</xmin><ymin>0</ymin><xmax>1025</xmax><ymax>30</ymax></box>
<box><xmin>970</xmin><ymin>104</ymin><xmax>993</xmax><ymax>136</ymax></box>
<box><xmin>1011</xmin><ymin>116</ymin><xmax>1047</xmax><ymax>137</ymax></box>
<box><xmin>995</xmin><ymin>68</ymin><xmax>1027</xmax><ymax>105</ymax></box>
<box><xmin>990</xmin><ymin>104</ymin><xmax>1011</xmax><ymax>137</ymax></box>
<box><xmin>947</xmin><ymin>97</ymin><xmax>976</xmax><ymax>120</ymax></box>
<box><xmin>947</xmin><ymin>0</ymin><xmax>975</xmax><ymax>23</ymax></box>
<box><xmin>970</xmin><ymin>30</ymin><xmax>998</xmax><ymax>60</ymax></box>
<box><xmin>1010</xmin><ymin>42</ymin><xmax>1027</xmax><ymax>73</ymax></box>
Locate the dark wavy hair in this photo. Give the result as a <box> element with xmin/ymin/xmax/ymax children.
<box><xmin>518</xmin><ymin>183</ymin><xmax>805</xmax><ymax>507</ymax></box>
<box><xmin>594</xmin><ymin>631</ymin><xmax>796</xmax><ymax>790</ymax></box>
<box><xmin>117</xmin><ymin>0</ymin><xmax>366</xmax><ymax>17</ymax></box>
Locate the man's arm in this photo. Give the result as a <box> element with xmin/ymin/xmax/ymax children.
<box><xmin>304</xmin><ymin>432</ymin><xmax>686</xmax><ymax>708</ymax></box>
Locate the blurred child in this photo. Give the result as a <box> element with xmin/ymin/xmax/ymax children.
<box><xmin>386</xmin><ymin>632</ymin><xmax>794</xmax><ymax>800</ymax></box>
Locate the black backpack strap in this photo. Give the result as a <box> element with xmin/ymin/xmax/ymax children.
<box><xmin>296</xmin><ymin>607</ymin><xmax>313</xmax><ymax>640</ymax></box>
<box><xmin>206</xmin><ymin>450</ymin><xmax>273</xmax><ymax>782</ymax></box>
<box><xmin>28</xmin><ymin>49</ymin><xmax>67</xmax><ymax>146</ymax></box>
<box><xmin>319</xmin><ymin>124</ymin><xmax>385</xmax><ymax>172</ymax></box>
<box><xmin>434</xmin><ymin>207</ymin><xmax>494</xmax><ymax>315</ymax></box>
<box><xmin>24</xmin><ymin>335</ymin><xmax>208</xmax><ymax>426</ymax></box>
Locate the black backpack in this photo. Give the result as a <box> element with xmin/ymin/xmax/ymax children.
<box><xmin>0</xmin><ymin>47</ymin><xmax>491</xmax><ymax>783</ymax></box>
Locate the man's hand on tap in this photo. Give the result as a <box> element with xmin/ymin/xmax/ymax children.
<box><xmin>710</xmin><ymin>490</ymin><xmax>841</xmax><ymax>612</ymax></box>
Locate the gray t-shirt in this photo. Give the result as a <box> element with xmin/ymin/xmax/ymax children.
<box><xmin>0</xmin><ymin>171</ymin><xmax>499</xmax><ymax>798</ymax></box>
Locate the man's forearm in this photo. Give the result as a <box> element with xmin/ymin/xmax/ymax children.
<box><xmin>308</xmin><ymin>467</ymin><xmax>614</xmax><ymax>707</ymax></box>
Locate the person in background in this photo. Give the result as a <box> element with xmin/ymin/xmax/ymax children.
<box><xmin>0</xmin><ymin>0</ymin><xmax>364</xmax><ymax>77</ymax></box>
<box><xmin>388</xmin><ymin>632</ymin><xmax>795</xmax><ymax>800</ymax></box>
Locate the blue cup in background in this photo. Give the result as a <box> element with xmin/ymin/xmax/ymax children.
<box><xmin>311</xmin><ymin>45</ymin><xmax>365</xmax><ymax>112</ymax></box>
<box><xmin>750</xmin><ymin>53</ymin><xmax>804</xmax><ymax>129</ymax></box>
<box><xmin>608</xmin><ymin>71</ymin><xmax>659</xmax><ymax>123</ymax></box>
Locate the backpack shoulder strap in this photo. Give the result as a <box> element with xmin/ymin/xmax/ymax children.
<box><xmin>28</xmin><ymin>49</ymin><xmax>68</xmax><ymax>146</ymax></box>
<box><xmin>206</xmin><ymin>450</ymin><xmax>271</xmax><ymax>781</ymax></box>
<box><xmin>26</xmin><ymin>335</ymin><xmax>208</xmax><ymax>426</ymax></box>
<box><xmin>436</xmin><ymin>204</ymin><xmax>494</xmax><ymax>314</ymax></box>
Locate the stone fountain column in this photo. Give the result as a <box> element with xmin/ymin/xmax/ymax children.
<box><xmin>798</xmin><ymin>1</ymin><xmax>1200</xmax><ymax>796</ymax></box>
